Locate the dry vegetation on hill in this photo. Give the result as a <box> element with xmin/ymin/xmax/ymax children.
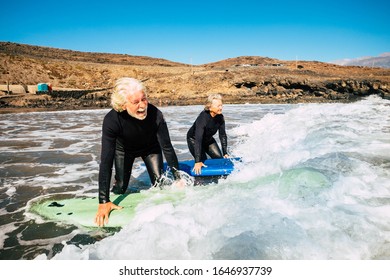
<box><xmin>1</xmin><ymin>42</ymin><xmax>389</xmax><ymax>113</ymax></box>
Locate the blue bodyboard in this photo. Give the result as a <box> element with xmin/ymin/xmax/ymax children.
<box><xmin>165</xmin><ymin>157</ymin><xmax>241</xmax><ymax>177</ymax></box>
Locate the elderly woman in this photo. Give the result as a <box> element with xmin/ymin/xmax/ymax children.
<box><xmin>95</xmin><ymin>77</ymin><xmax>180</xmax><ymax>226</ymax></box>
<box><xmin>187</xmin><ymin>93</ymin><xmax>229</xmax><ymax>175</ymax></box>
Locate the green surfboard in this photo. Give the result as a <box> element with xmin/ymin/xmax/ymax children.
<box><xmin>29</xmin><ymin>190</ymin><xmax>185</xmax><ymax>228</ymax></box>
<box><xmin>29</xmin><ymin>167</ymin><xmax>331</xmax><ymax>228</ymax></box>
<box><xmin>29</xmin><ymin>158</ymin><xmax>241</xmax><ymax>228</ymax></box>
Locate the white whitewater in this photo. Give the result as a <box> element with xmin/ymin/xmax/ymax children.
<box><xmin>0</xmin><ymin>96</ymin><xmax>389</xmax><ymax>260</ymax></box>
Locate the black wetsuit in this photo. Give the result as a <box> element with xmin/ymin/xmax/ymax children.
<box><xmin>98</xmin><ymin>104</ymin><xmax>179</xmax><ymax>203</ymax></box>
<box><xmin>186</xmin><ymin>110</ymin><xmax>227</xmax><ymax>163</ymax></box>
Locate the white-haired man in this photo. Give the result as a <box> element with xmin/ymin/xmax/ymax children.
<box><xmin>95</xmin><ymin>77</ymin><xmax>181</xmax><ymax>227</ymax></box>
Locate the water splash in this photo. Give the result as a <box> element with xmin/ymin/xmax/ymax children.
<box><xmin>1</xmin><ymin>97</ymin><xmax>389</xmax><ymax>260</ymax></box>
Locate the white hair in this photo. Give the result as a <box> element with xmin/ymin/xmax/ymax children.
<box><xmin>111</xmin><ymin>77</ymin><xmax>146</xmax><ymax>112</ymax></box>
<box><xmin>205</xmin><ymin>93</ymin><xmax>222</xmax><ymax>110</ymax></box>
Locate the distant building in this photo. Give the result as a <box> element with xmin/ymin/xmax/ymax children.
<box><xmin>37</xmin><ymin>83</ymin><xmax>49</xmax><ymax>92</ymax></box>
<box><xmin>37</xmin><ymin>83</ymin><xmax>52</xmax><ymax>93</ymax></box>
<box><xmin>0</xmin><ymin>84</ymin><xmax>27</xmax><ymax>94</ymax></box>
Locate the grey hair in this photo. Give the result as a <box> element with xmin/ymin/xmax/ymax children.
<box><xmin>111</xmin><ymin>77</ymin><xmax>146</xmax><ymax>112</ymax></box>
<box><xmin>204</xmin><ymin>93</ymin><xmax>222</xmax><ymax>110</ymax></box>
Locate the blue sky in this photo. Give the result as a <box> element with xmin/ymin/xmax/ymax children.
<box><xmin>1</xmin><ymin>0</ymin><xmax>389</xmax><ymax>65</ymax></box>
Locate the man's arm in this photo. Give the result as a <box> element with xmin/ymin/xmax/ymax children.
<box><xmin>98</xmin><ymin>114</ymin><xmax>118</xmax><ymax>203</ymax></box>
<box><xmin>95</xmin><ymin>111</ymin><xmax>123</xmax><ymax>226</ymax></box>
<box><xmin>156</xmin><ymin>113</ymin><xmax>180</xmax><ymax>178</ymax></box>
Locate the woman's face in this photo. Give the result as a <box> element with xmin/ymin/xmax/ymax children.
<box><xmin>123</xmin><ymin>90</ymin><xmax>148</xmax><ymax>120</ymax></box>
<box><xmin>209</xmin><ymin>99</ymin><xmax>223</xmax><ymax>116</ymax></box>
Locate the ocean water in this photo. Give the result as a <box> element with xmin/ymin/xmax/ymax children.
<box><xmin>0</xmin><ymin>95</ymin><xmax>389</xmax><ymax>260</ymax></box>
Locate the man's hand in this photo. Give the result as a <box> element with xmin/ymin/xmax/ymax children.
<box><xmin>95</xmin><ymin>202</ymin><xmax>123</xmax><ymax>227</ymax></box>
<box><xmin>193</xmin><ymin>162</ymin><xmax>207</xmax><ymax>175</ymax></box>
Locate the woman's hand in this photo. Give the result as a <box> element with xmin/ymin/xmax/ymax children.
<box><xmin>95</xmin><ymin>202</ymin><xmax>123</xmax><ymax>227</ymax></box>
<box><xmin>193</xmin><ymin>162</ymin><xmax>207</xmax><ymax>175</ymax></box>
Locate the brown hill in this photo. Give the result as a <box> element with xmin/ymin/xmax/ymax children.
<box><xmin>0</xmin><ymin>41</ymin><xmax>185</xmax><ymax>67</ymax></box>
<box><xmin>1</xmin><ymin>42</ymin><xmax>389</xmax><ymax>113</ymax></box>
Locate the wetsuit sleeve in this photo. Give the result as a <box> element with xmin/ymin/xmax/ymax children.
<box><xmin>156</xmin><ymin>112</ymin><xmax>180</xmax><ymax>179</ymax></box>
<box><xmin>194</xmin><ymin>113</ymin><xmax>207</xmax><ymax>162</ymax></box>
<box><xmin>219</xmin><ymin>116</ymin><xmax>228</xmax><ymax>155</ymax></box>
<box><xmin>98</xmin><ymin>112</ymin><xmax>119</xmax><ymax>203</ymax></box>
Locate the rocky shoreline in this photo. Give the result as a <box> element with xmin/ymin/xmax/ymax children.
<box><xmin>1</xmin><ymin>42</ymin><xmax>389</xmax><ymax>114</ymax></box>
<box><xmin>1</xmin><ymin>76</ymin><xmax>388</xmax><ymax>115</ymax></box>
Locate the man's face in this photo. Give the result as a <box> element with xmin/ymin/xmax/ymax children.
<box><xmin>123</xmin><ymin>90</ymin><xmax>148</xmax><ymax>120</ymax></box>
